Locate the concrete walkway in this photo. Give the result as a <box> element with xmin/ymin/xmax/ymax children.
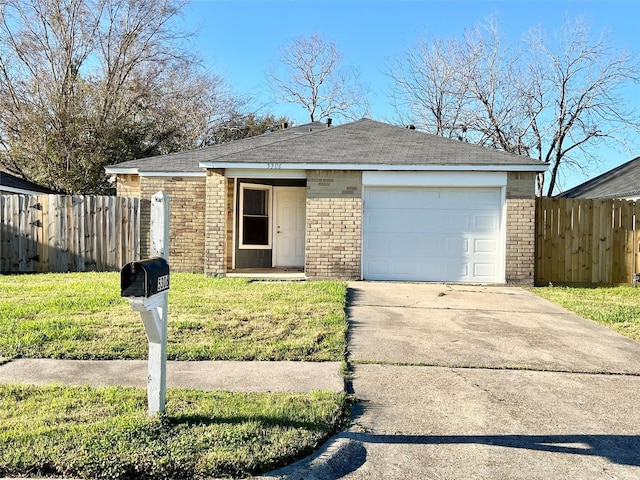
<box><xmin>0</xmin><ymin>359</ymin><xmax>343</xmax><ymax>393</ymax></box>
<box><xmin>265</xmin><ymin>282</ymin><xmax>640</xmax><ymax>480</ymax></box>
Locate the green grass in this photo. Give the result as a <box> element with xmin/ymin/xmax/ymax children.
<box><xmin>0</xmin><ymin>272</ymin><xmax>348</xmax><ymax>361</ymax></box>
<box><xmin>0</xmin><ymin>384</ymin><xmax>348</xmax><ymax>479</ymax></box>
<box><xmin>533</xmin><ymin>285</ymin><xmax>640</xmax><ymax>342</ymax></box>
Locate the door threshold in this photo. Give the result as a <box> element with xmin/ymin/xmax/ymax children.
<box><xmin>227</xmin><ymin>268</ymin><xmax>306</xmax><ymax>281</ymax></box>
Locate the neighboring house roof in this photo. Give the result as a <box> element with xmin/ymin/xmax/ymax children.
<box><xmin>105</xmin><ymin>118</ymin><xmax>546</xmax><ymax>175</ymax></box>
<box><xmin>556</xmin><ymin>156</ymin><xmax>640</xmax><ymax>199</ymax></box>
<box><xmin>0</xmin><ymin>171</ymin><xmax>57</xmax><ymax>194</ymax></box>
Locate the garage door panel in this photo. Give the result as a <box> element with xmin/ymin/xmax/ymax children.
<box><xmin>474</xmin><ymin>263</ymin><xmax>497</xmax><ymax>278</ymax></box>
<box><xmin>391</xmin><ymin>261</ymin><xmax>421</xmax><ymax>276</ymax></box>
<box><xmin>446</xmin><ymin>214</ymin><xmax>471</xmax><ymax>230</ymax></box>
<box><xmin>367</xmin><ymin>261</ymin><xmax>389</xmax><ymax>275</ymax></box>
<box><xmin>474</xmin><ymin>214</ymin><xmax>498</xmax><ymax>230</ymax></box>
<box><xmin>445</xmin><ymin>261</ymin><xmax>469</xmax><ymax>280</ymax></box>
<box><xmin>366</xmin><ymin>210</ymin><xmax>448</xmax><ymax>232</ymax></box>
<box><xmin>364</xmin><ymin>236</ymin><xmax>390</xmax><ymax>255</ymax></box>
<box><xmin>394</xmin><ymin>236</ymin><xmax>432</xmax><ymax>254</ymax></box>
<box><xmin>446</xmin><ymin>237</ymin><xmax>469</xmax><ymax>254</ymax></box>
<box><xmin>363</xmin><ymin>186</ymin><xmax>503</xmax><ymax>283</ymax></box>
<box><xmin>473</xmin><ymin>189</ymin><xmax>501</xmax><ymax>206</ymax></box>
<box><xmin>395</xmin><ymin>212</ymin><xmax>444</xmax><ymax>232</ymax></box>
<box><xmin>474</xmin><ymin>238</ymin><xmax>497</xmax><ymax>254</ymax></box>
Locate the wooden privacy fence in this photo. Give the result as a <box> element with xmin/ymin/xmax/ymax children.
<box><xmin>1</xmin><ymin>194</ymin><xmax>140</xmax><ymax>274</ymax></box>
<box><xmin>535</xmin><ymin>197</ymin><xmax>640</xmax><ymax>285</ymax></box>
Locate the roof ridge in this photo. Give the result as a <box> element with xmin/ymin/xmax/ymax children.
<box><xmin>197</xmin><ymin>118</ymin><xmax>364</xmax><ymax>163</ymax></box>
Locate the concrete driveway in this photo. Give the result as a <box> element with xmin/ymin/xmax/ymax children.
<box><xmin>267</xmin><ymin>282</ymin><xmax>640</xmax><ymax>480</ymax></box>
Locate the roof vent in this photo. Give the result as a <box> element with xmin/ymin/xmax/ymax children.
<box><xmin>406</xmin><ymin>125</ymin><xmax>416</xmax><ymax>130</ymax></box>
<box><xmin>326</xmin><ymin>118</ymin><xmax>332</xmax><ymax>127</ymax></box>
<box><xmin>282</xmin><ymin>122</ymin><xmax>288</xmax><ymax>129</ymax></box>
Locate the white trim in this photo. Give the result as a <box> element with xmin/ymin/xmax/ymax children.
<box><xmin>104</xmin><ymin>168</ymin><xmax>207</xmax><ymax>177</ymax></box>
<box><xmin>225</xmin><ymin>168</ymin><xmax>307</xmax><ymax>179</ymax></box>
<box><xmin>139</xmin><ymin>171</ymin><xmax>206</xmax><ymax>177</ymax></box>
<box><xmin>202</xmin><ymin>162</ymin><xmax>547</xmax><ymax>173</ymax></box>
<box><xmin>104</xmin><ymin>167</ymin><xmax>139</xmax><ymax>174</ymax></box>
<box><xmin>360</xmin><ymin>186</ymin><xmax>365</xmax><ymax>281</ymax></box>
<box><xmin>238</xmin><ymin>183</ymin><xmax>272</xmax><ymax>250</ymax></box>
<box><xmin>232</xmin><ymin>178</ymin><xmax>238</xmax><ymax>270</ymax></box>
<box><xmin>499</xmin><ymin>185</ymin><xmax>507</xmax><ymax>283</ymax></box>
<box><xmin>273</xmin><ymin>187</ymin><xmax>282</xmax><ymax>267</ymax></box>
<box><xmin>362</xmin><ymin>171</ymin><xmax>507</xmax><ymax>187</ymax></box>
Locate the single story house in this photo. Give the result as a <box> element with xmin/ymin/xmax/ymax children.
<box><xmin>557</xmin><ymin>156</ymin><xmax>640</xmax><ymax>200</ymax></box>
<box><xmin>105</xmin><ymin>118</ymin><xmax>546</xmax><ymax>284</ymax></box>
<box><xmin>0</xmin><ymin>171</ymin><xmax>57</xmax><ymax>195</ymax></box>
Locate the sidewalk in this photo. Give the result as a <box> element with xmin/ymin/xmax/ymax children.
<box><xmin>0</xmin><ymin>358</ymin><xmax>344</xmax><ymax>393</ymax></box>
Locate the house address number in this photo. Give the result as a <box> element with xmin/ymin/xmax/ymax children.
<box><xmin>267</xmin><ymin>163</ymin><xmax>282</xmax><ymax>169</ymax></box>
<box><xmin>157</xmin><ymin>274</ymin><xmax>170</xmax><ymax>292</ymax></box>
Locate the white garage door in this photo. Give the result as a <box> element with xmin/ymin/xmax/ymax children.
<box><xmin>362</xmin><ymin>187</ymin><xmax>504</xmax><ymax>283</ymax></box>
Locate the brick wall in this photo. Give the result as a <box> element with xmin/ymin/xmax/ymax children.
<box><xmin>505</xmin><ymin>172</ymin><xmax>536</xmax><ymax>284</ymax></box>
<box><xmin>139</xmin><ymin>176</ymin><xmax>206</xmax><ymax>272</ymax></box>
<box><xmin>226</xmin><ymin>179</ymin><xmax>234</xmax><ymax>270</ymax></box>
<box><xmin>204</xmin><ymin>169</ymin><xmax>227</xmax><ymax>276</ymax></box>
<box><xmin>306</xmin><ymin>170</ymin><xmax>362</xmax><ymax>279</ymax></box>
<box><xmin>506</xmin><ymin>171</ymin><xmax>536</xmax><ymax>199</ymax></box>
<box><xmin>116</xmin><ymin>174</ymin><xmax>140</xmax><ymax>197</ymax></box>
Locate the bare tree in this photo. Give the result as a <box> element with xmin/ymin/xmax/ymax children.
<box><xmin>524</xmin><ymin>17</ymin><xmax>640</xmax><ymax>196</ymax></box>
<box><xmin>269</xmin><ymin>33</ymin><xmax>370</xmax><ymax>123</ymax></box>
<box><xmin>388</xmin><ymin>19</ymin><xmax>539</xmax><ymax>153</ymax></box>
<box><xmin>387</xmin><ymin>37</ymin><xmax>468</xmax><ymax>138</ymax></box>
<box><xmin>212</xmin><ymin>112</ymin><xmax>292</xmax><ymax>144</ymax></box>
<box><xmin>0</xmin><ymin>0</ymin><xmax>242</xmax><ymax>194</ymax></box>
<box><xmin>387</xmin><ymin>15</ymin><xmax>640</xmax><ymax>196</ymax></box>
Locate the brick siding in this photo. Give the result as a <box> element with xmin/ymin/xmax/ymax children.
<box><xmin>116</xmin><ymin>174</ymin><xmax>140</xmax><ymax>197</ymax></box>
<box><xmin>139</xmin><ymin>176</ymin><xmax>206</xmax><ymax>272</ymax></box>
<box><xmin>226</xmin><ymin>179</ymin><xmax>234</xmax><ymax>270</ymax></box>
<box><xmin>120</xmin><ymin>168</ymin><xmax>538</xmax><ymax>284</ymax></box>
<box><xmin>305</xmin><ymin>170</ymin><xmax>362</xmax><ymax>279</ymax></box>
<box><xmin>204</xmin><ymin>169</ymin><xmax>228</xmax><ymax>276</ymax></box>
<box><xmin>505</xmin><ymin>172</ymin><xmax>536</xmax><ymax>284</ymax></box>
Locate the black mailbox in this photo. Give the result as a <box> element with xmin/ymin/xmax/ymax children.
<box><xmin>121</xmin><ymin>257</ymin><xmax>170</xmax><ymax>298</ymax></box>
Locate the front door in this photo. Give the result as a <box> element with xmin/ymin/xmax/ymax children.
<box><xmin>274</xmin><ymin>187</ymin><xmax>306</xmax><ymax>268</ymax></box>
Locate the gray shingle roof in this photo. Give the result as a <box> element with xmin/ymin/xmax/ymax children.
<box><xmin>0</xmin><ymin>171</ymin><xmax>58</xmax><ymax>194</ymax></box>
<box><xmin>107</xmin><ymin>122</ymin><xmax>326</xmax><ymax>173</ymax></box>
<box><xmin>556</xmin><ymin>156</ymin><xmax>640</xmax><ymax>199</ymax></box>
<box><xmin>106</xmin><ymin>118</ymin><xmax>544</xmax><ymax>173</ymax></box>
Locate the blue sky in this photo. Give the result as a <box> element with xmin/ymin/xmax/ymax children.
<box><xmin>181</xmin><ymin>1</ymin><xmax>640</xmax><ymax>192</ymax></box>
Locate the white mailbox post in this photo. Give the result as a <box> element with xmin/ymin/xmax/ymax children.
<box><xmin>121</xmin><ymin>191</ymin><xmax>170</xmax><ymax>416</ymax></box>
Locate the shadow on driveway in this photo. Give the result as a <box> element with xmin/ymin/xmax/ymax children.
<box><xmin>343</xmin><ymin>432</ymin><xmax>640</xmax><ymax>467</ymax></box>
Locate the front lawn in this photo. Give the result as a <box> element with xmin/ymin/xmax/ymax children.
<box><xmin>0</xmin><ymin>273</ymin><xmax>349</xmax><ymax>478</ymax></box>
<box><xmin>0</xmin><ymin>273</ymin><xmax>348</xmax><ymax>361</ymax></box>
<box><xmin>533</xmin><ymin>285</ymin><xmax>640</xmax><ymax>342</ymax></box>
<box><xmin>0</xmin><ymin>384</ymin><xmax>347</xmax><ymax>479</ymax></box>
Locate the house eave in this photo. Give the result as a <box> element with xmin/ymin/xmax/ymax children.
<box><xmin>104</xmin><ymin>167</ymin><xmax>206</xmax><ymax>177</ymax></box>
<box><xmin>105</xmin><ymin>167</ymin><xmax>139</xmax><ymax>175</ymax></box>
<box><xmin>138</xmin><ymin>171</ymin><xmax>206</xmax><ymax>177</ymax></box>
<box><xmin>199</xmin><ymin>162</ymin><xmax>548</xmax><ymax>173</ymax></box>
<box><xmin>0</xmin><ymin>186</ymin><xmax>50</xmax><ymax>195</ymax></box>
